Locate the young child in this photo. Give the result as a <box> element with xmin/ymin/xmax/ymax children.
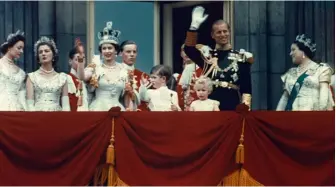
<box><xmin>139</xmin><ymin>65</ymin><xmax>181</xmax><ymax>111</ymax></box>
<box><xmin>189</xmin><ymin>76</ymin><xmax>220</xmax><ymax>111</ymax></box>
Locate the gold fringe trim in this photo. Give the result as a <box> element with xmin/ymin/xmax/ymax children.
<box><xmin>93</xmin><ymin>164</ymin><xmax>129</xmax><ymax>186</ymax></box>
<box><xmin>236</xmin><ymin>118</ymin><xmax>246</xmax><ymax>164</ymax></box>
<box><xmin>219</xmin><ymin>168</ymin><xmax>263</xmax><ymax>186</ymax></box>
<box><xmin>94</xmin><ymin>167</ymin><xmax>261</xmax><ymax>186</ymax></box>
<box><xmin>185</xmin><ymin>31</ymin><xmax>198</xmax><ymax>47</ymax></box>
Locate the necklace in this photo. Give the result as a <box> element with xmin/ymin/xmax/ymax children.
<box><xmin>39</xmin><ymin>67</ymin><xmax>55</xmax><ymax>74</ymax></box>
<box><xmin>298</xmin><ymin>61</ymin><xmax>312</xmax><ymax>74</ymax></box>
<box><xmin>103</xmin><ymin>63</ymin><xmax>117</xmax><ymax>69</ymax></box>
<box><xmin>3</xmin><ymin>56</ymin><xmax>15</xmax><ymax>65</ymax></box>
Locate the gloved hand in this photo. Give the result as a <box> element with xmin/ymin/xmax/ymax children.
<box><xmin>190</xmin><ymin>6</ymin><xmax>209</xmax><ymax>30</ymax></box>
<box><xmin>239</xmin><ymin>49</ymin><xmax>253</xmax><ymax>59</ymax></box>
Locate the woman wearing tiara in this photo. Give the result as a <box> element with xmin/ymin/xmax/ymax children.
<box><xmin>77</xmin><ymin>21</ymin><xmax>139</xmax><ymax>111</ymax></box>
<box><xmin>0</xmin><ymin>30</ymin><xmax>27</xmax><ymax>111</ymax></box>
<box><xmin>276</xmin><ymin>34</ymin><xmax>334</xmax><ymax>111</ymax></box>
<box><xmin>26</xmin><ymin>36</ymin><xmax>70</xmax><ymax>111</ymax></box>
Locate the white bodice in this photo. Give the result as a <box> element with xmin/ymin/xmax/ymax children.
<box><xmin>87</xmin><ymin>63</ymin><xmax>128</xmax><ymax>111</ymax></box>
<box><xmin>28</xmin><ymin>71</ymin><xmax>67</xmax><ymax>111</ymax></box>
<box><xmin>281</xmin><ymin>62</ymin><xmax>334</xmax><ymax>111</ymax></box>
<box><xmin>190</xmin><ymin>99</ymin><xmax>220</xmax><ymax>111</ymax></box>
<box><xmin>0</xmin><ymin>62</ymin><xmax>26</xmax><ymax>111</ymax></box>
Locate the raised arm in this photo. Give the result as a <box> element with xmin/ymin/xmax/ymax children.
<box><xmin>184</xmin><ymin>6</ymin><xmax>209</xmax><ymax>69</ymax></box>
<box><xmin>77</xmin><ymin>61</ymin><xmax>94</xmax><ymax>82</ymax></box>
<box><xmin>139</xmin><ymin>73</ymin><xmax>151</xmax><ymax>102</ymax></box>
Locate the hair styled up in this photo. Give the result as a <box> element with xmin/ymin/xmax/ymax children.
<box><xmin>34</xmin><ymin>36</ymin><xmax>59</xmax><ymax>67</ymax></box>
<box><xmin>0</xmin><ymin>30</ymin><xmax>25</xmax><ymax>55</ymax></box>
<box><xmin>293</xmin><ymin>34</ymin><xmax>316</xmax><ymax>59</ymax></box>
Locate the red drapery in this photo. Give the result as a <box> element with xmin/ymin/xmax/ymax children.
<box><xmin>0</xmin><ymin>108</ymin><xmax>334</xmax><ymax>186</ymax></box>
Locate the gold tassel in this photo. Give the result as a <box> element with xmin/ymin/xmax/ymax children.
<box><xmin>108</xmin><ymin>164</ymin><xmax>118</xmax><ymax>186</ymax></box>
<box><xmin>106</xmin><ymin>144</ymin><xmax>115</xmax><ymax>165</ymax></box>
<box><xmin>107</xmin><ymin>117</ymin><xmax>116</xmax><ymax>186</ymax></box>
<box><xmin>236</xmin><ymin>118</ymin><xmax>246</xmax><ymax>164</ymax></box>
<box><xmin>220</xmin><ymin>168</ymin><xmax>263</xmax><ymax>186</ymax></box>
<box><xmin>93</xmin><ymin>164</ymin><xmax>108</xmax><ymax>186</ymax></box>
<box><xmin>236</xmin><ymin>135</ymin><xmax>244</xmax><ymax>164</ymax></box>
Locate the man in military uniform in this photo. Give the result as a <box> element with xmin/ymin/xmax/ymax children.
<box><xmin>183</xmin><ymin>6</ymin><xmax>253</xmax><ymax>110</ymax></box>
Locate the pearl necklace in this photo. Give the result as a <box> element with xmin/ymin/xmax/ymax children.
<box><xmin>102</xmin><ymin>63</ymin><xmax>117</xmax><ymax>69</ymax></box>
<box><xmin>39</xmin><ymin>67</ymin><xmax>55</xmax><ymax>74</ymax></box>
<box><xmin>3</xmin><ymin>56</ymin><xmax>15</xmax><ymax>65</ymax></box>
<box><xmin>298</xmin><ymin>61</ymin><xmax>312</xmax><ymax>74</ymax></box>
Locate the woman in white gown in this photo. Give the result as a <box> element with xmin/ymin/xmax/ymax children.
<box><xmin>77</xmin><ymin>21</ymin><xmax>138</xmax><ymax>111</ymax></box>
<box><xmin>0</xmin><ymin>30</ymin><xmax>27</xmax><ymax>111</ymax></box>
<box><xmin>26</xmin><ymin>36</ymin><xmax>70</xmax><ymax>111</ymax></box>
<box><xmin>276</xmin><ymin>34</ymin><xmax>334</xmax><ymax>111</ymax></box>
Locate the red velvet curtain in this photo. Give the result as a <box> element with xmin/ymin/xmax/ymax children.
<box><xmin>0</xmin><ymin>112</ymin><xmax>112</xmax><ymax>185</ymax></box>
<box><xmin>0</xmin><ymin>110</ymin><xmax>334</xmax><ymax>186</ymax></box>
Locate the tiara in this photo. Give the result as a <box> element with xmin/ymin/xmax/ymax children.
<box><xmin>1</xmin><ymin>30</ymin><xmax>24</xmax><ymax>48</ymax></box>
<box><xmin>97</xmin><ymin>21</ymin><xmax>121</xmax><ymax>46</ymax></box>
<box><xmin>34</xmin><ymin>36</ymin><xmax>58</xmax><ymax>56</ymax></box>
<box><xmin>6</xmin><ymin>30</ymin><xmax>24</xmax><ymax>42</ymax></box>
<box><xmin>295</xmin><ymin>34</ymin><xmax>316</xmax><ymax>52</ymax></box>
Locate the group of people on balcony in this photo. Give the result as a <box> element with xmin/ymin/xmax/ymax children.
<box><xmin>0</xmin><ymin>6</ymin><xmax>334</xmax><ymax>112</ymax></box>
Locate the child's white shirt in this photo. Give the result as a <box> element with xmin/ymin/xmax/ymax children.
<box><xmin>140</xmin><ymin>85</ymin><xmax>181</xmax><ymax>111</ymax></box>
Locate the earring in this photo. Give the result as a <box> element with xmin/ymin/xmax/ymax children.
<box><xmin>302</xmin><ymin>55</ymin><xmax>305</xmax><ymax>59</ymax></box>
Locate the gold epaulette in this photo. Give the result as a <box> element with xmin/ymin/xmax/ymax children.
<box><xmin>185</xmin><ymin>31</ymin><xmax>198</xmax><ymax>47</ymax></box>
<box><xmin>195</xmin><ymin>44</ymin><xmax>213</xmax><ymax>58</ymax></box>
<box><xmin>195</xmin><ymin>44</ymin><xmax>205</xmax><ymax>50</ymax></box>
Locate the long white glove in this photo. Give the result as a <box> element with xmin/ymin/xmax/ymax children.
<box><xmin>61</xmin><ymin>96</ymin><xmax>71</xmax><ymax>111</ymax></box>
<box><xmin>27</xmin><ymin>99</ymin><xmax>35</xmax><ymax>111</ymax></box>
<box><xmin>190</xmin><ymin>6</ymin><xmax>209</xmax><ymax>30</ymax></box>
